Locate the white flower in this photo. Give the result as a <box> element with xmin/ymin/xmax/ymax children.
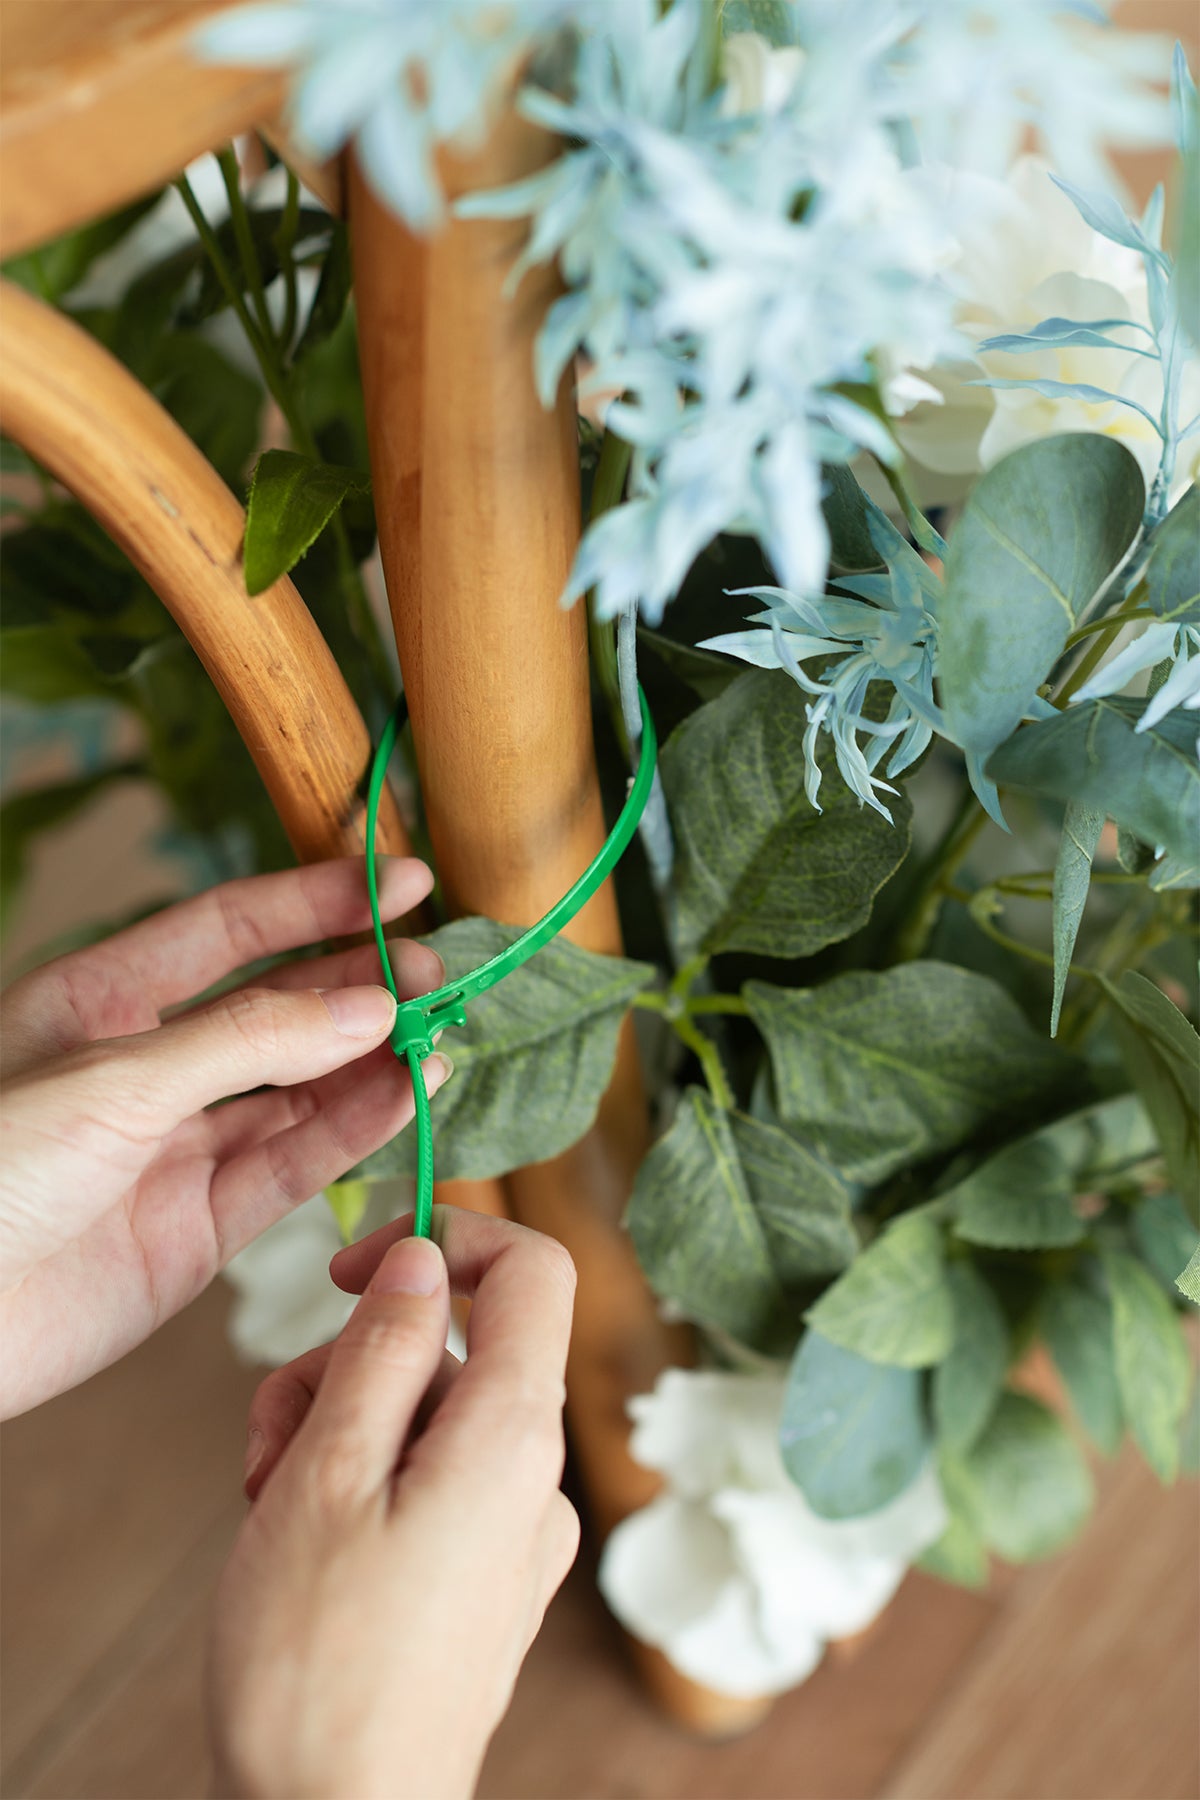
<box><xmin>224</xmin><ymin>1193</ymin><xmax>356</xmax><ymax>1365</ymax></box>
<box><xmin>598</xmin><ymin>1368</ymin><xmax>946</xmax><ymax>1698</ymax></box>
<box><xmin>894</xmin><ymin>157</ymin><xmax>1200</xmax><ymax>502</ymax></box>
<box><xmin>719</xmin><ymin>32</ymin><xmax>804</xmax><ymax>119</ymax></box>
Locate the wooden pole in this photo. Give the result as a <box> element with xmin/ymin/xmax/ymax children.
<box><xmin>349</xmin><ymin>131</ymin><xmax>771</xmax><ymax>1734</ymax></box>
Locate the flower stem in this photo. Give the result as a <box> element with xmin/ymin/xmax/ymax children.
<box><xmin>674</xmin><ymin>1014</ymin><xmax>736</xmax><ymax>1110</ymax></box>
<box><xmin>892</xmin><ymin>787</ymin><xmax>988</xmax><ymax>961</ymax></box>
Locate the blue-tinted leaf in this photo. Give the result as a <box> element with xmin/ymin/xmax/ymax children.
<box><xmin>1050</xmin><ymin>801</ymin><xmax>1105</xmax><ymax>1036</ymax></box>
<box><xmin>976</xmin><ymin>377</ymin><xmax>1162</xmax><ymax>432</ymax></box>
<box><xmin>780</xmin><ymin>1331</ymin><xmax>926</xmax><ymax>1519</ymax></box>
<box><xmin>1050</xmin><ymin>174</ymin><xmax>1170</xmax><ymax>266</ymax></box>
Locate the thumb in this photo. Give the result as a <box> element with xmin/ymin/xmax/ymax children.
<box><xmin>89</xmin><ymin>983</ymin><xmax>398</xmax><ymax>1129</ymax></box>
<box><xmin>281</xmin><ymin>1237</ymin><xmax>451</xmax><ymax>1507</ymax></box>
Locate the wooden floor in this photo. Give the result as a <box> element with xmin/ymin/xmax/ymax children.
<box><xmin>1</xmin><ymin>1283</ymin><xmax>1196</xmax><ymax>1800</ymax></box>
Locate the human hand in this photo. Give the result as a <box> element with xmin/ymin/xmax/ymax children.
<box><xmin>208</xmin><ymin>1206</ymin><xmax>580</xmax><ymax>1800</ymax></box>
<box><xmin>0</xmin><ymin>858</ymin><xmax>449</xmax><ymax>1415</ymax></box>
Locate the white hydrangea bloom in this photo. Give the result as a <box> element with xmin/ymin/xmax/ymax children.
<box><xmin>598</xmin><ymin>1367</ymin><xmax>946</xmax><ymax>1698</ymax></box>
<box><xmin>894</xmin><ymin>156</ymin><xmax>1200</xmax><ymax>503</ymax></box>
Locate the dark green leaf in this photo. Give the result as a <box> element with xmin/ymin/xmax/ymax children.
<box><xmin>1098</xmin><ymin>972</ymin><xmax>1200</xmax><ymax>1218</ymax></box>
<box><xmin>295</xmin><ymin>221</ymin><xmax>354</xmax><ymax>359</ymax></box>
<box><xmin>1040</xmin><ymin>1278</ymin><xmax>1124</xmax><ymax>1455</ymax></box>
<box><xmin>636</xmin><ymin>628</ymin><xmax>741</xmax><ymax>704</ymax></box>
<box><xmin>823</xmin><ymin>464</ymin><xmax>885</xmax><ymax>571</ymax></box>
<box><xmin>804</xmin><ymin>1210</ymin><xmax>954</xmax><ymax>1368</ymax></box>
<box><xmin>243</xmin><ymin>449</ymin><xmax>371</xmax><ymax>595</ymax></box>
<box><xmin>954</xmin><ymin>1391</ymin><xmax>1094</xmax><ymax>1562</ymax></box>
<box><xmin>1104</xmin><ymin>1249</ymin><xmax>1191</xmax><ymax>1480</ymax></box>
<box><xmin>780</xmin><ymin>1331</ymin><xmax>926</xmax><ymax>1519</ymax></box>
<box><xmin>745</xmin><ymin>962</ymin><xmax>1078</xmax><ymax>1186</ymax></box>
<box><xmin>358</xmin><ymin>918</ymin><xmax>652</xmax><ymax>1183</ymax></box>
<box><xmin>2</xmin><ymin>194</ymin><xmax>160</xmax><ymax>302</ymax></box>
<box><xmin>1144</xmin><ymin>487</ymin><xmax>1200</xmax><ymax>625</ymax></box>
<box><xmin>0</xmin><ymin>625</ymin><xmax>117</xmax><ymax>703</ymax></box>
<box><xmin>950</xmin><ymin>1136</ymin><xmax>1085</xmax><ymax>1249</ymax></box>
<box><xmin>933</xmin><ymin>1262</ymin><xmax>1010</xmax><ymax>1452</ymax></box>
<box><xmin>149</xmin><ymin>335</ymin><xmax>263</xmax><ymax>488</ymax></box>
<box><xmin>661</xmin><ymin>671</ymin><xmax>911</xmax><ymax>961</ymax></box>
<box><xmin>988</xmin><ymin>697</ymin><xmax>1199</xmax><ymax>869</ymax></box>
<box><xmin>1132</xmin><ymin>1191</ymin><xmax>1199</xmax><ymax>1295</ymax></box>
<box><xmin>181</xmin><ymin>205</ymin><xmax>333</xmax><ymax>328</ymax></box>
<box><xmin>627</xmin><ymin>1088</ymin><xmax>856</xmax><ymax>1354</ymax></box>
<box><xmin>1050</xmin><ymin>801</ymin><xmax>1104</xmax><ymax>1036</ymax></box>
<box><xmin>939</xmin><ymin>435</ymin><xmax>1144</xmax><ymax>755</ymax></box>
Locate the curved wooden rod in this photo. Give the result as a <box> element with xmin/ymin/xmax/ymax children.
<box><xmin>0</xmin><ymin>277</ymin><xmax>401</xmax><ymax>865</ymax></box>
<box><xmin>350</xmin><ymin>126</ymin><xmax>770</xmax><ymax>1736</ymax></box>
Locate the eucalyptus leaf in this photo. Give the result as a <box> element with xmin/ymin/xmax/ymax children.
<box><xmin>1144</xmin><ymin>487</ymin><xmax>1200</xmax><ymax>625</ymax></box>
<box><xmin>955</xmin><ymin>1391</ymin><xmax>1094</xmax><ymax>1562</ymax></box>
<box><xmin>243</xmin><ymin>449</ymin><xmax>371</xmax><ymax>596</ymax></box>
<box><xmin>1050</xmin><ymin>802</ymin><xmax>1104</xmax><ymax>1036</ymax></box>
<box><xmin>358</xmin><ymin>918</ymin><xmax>653</xmax><ymax>1183</ymax></box>
<box><xmin>627</xmin><ymin>1088</ymin><xmax>855</xmax><ymax>1355</ymax></box>
<box><xmin>745</xmin><ymin>962</ymin><xmax>1078</xmax><ymax>1187</ymax></box>
<box><xmin>1132</xmin><ymin>1191</ymin><xmax>1200</xmax><ymax>1297</ymax></box>
<box><xmin>987</xmin><ymin>697</ymin><xmax>1200</xmax><ymax>869</ymax></box>
<box><xmin>1040</xmin><ymin>1278</ymin><xmax>1124</xmax><ymax>1455</ymax></box>
<box><xmin>1104</xmin><ymin>1249</ymin><xmax>1191</xmax><ymax>1481</ymax></box>
<box><xmin>938</xmin><ymin>435</ymin><xmax>1143</xmax><ymax>756</ymax></box>
<box><xmin>804</xmin><ymin>1210</ymin><xmax>954</xmax><ymax>1369</ymax></box>
<box><xmin>661</xmin><ymin>671</ymin><xmax>910</xmax><ymax>961</ymax></box>
<box><xmin>932</xmin><ymin>1262</ymin><xmax>1010</xmax><ymax>1452</ymax></box>
<box><xmin>1098</xmin><ymin>973</ymin><xmax>1200</xmax><ymax>1219</ymax></box>
<box><xmin>780</xmin><ymin>1332</ymin><xmax>926</xmax><ymax>1520</ymax></box>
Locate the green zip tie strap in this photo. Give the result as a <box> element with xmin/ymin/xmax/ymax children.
<box><xmin>365</xmin><ymin>685</ymin><xmax>657</xmax><ymax>1239</ymax></box>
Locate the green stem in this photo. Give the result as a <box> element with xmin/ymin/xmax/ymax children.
<box><xmin>688</xmin><ymin>993</ymin><xmax>751</xmax><ymax>1017</ymax></box>
<box><xmin>217</xmin><ymin>147</ymin><xmax>276</xmax><ymax>354</ymax></box>
<box><xmin>586</xmin><ymin>429</ymin><xmax>634</xmax><ymax>754</ymax></box>
<box><xmin>277</xmin><ymin>168</ymin><xmax>301</xmax><ymax>354</ymax></box>
<box><xmin>893</xmin><ymin>788</ymin><xmax>988</xmax><ymax>962</ymax></box>
<box><xmin>674</xmin><ymin>1014</ymin><xmax>736</xmax><ymax>1110</ymax></box>
<box><xmin>1056</xmin><ymin>582</ymin><xmax>1151</xmax><ymax>706</ymax></box>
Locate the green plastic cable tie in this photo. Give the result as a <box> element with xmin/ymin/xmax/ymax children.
<box><xmin>365</xmin><ymin>684</ymin><xmax>658</xmax><ymax>1239</ymax></box>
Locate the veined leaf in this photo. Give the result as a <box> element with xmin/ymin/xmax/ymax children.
<box><xmin>804</xmin><ymin>1211</ymin><xmax>955</xmax><ymax>1369</ymax></box>
<box><xmin>660</xmin><ymin>670</ymin><xmax>911</xmax><ymax>962</ymax></box>
<box><xmin>950</xmin><ymin>1137</ymin><xmax>1084</xmax><ymax>1249</ymax></box>
<box><xmin>626</xmin><ymin>1088</ymin><xmax>856</xmax><ymax>1355</ymax></box>
<box><xmin>1104</xmin><ymin>1249</ymin><xmax>1191</xmax><ymax>1481</ymax></box>
<box><xmin>1144</xmin><ymin>486</ymin><xmax>1200</xmax><ymax>626</ymax></box>
<box><xmin>243</xmin><ymin>449</ymin><xmax>371</xmax><ymax>596</ymax></box>
<box><xmin>745</xmin><ymin>962</ymin><xmax>1078</xmax><ymax>1187</ymax></box>
<box><xmin>1177</xmin><ymin>1243</ymin><xmax>1200</xmax><ymax>1305</ymax></box>
<box><xmin>1098</xmin><ymin>973</ymin><xmax>1200</xmax><ymax>1219</ymax></box>
<box><xmin>1041</xmin><ymin>1277</ymin><xmax>1124</xmax><ymax>1455</ymax></box>
<box><xmin>780</xmin><ymin>1331</ymin><xmax>926</xmax><ymax>1520</ymax></box>
<box><xmin>987</xmin><ymin>697</ymin><xmax>1200</xmax><ymax>869</ymax></box>
<box><xmin>939</xmin><ymin>434</ymin><xmax>1143</xmax><ymax>756</ymax></box>
<box><xmin>1050</xmin><ymin>802</ymin><xmax>1104</xmax><ymax>1036</ymax></box>
<box><xmin>357</xmin><ymin>918</ymin><xmax>653</xmax><ymax>1183</ymax></box>
<box><xmin>932</xmin><ymin>1262</ymin><xmax>1009</xmax><ymax>1453</ymax></box>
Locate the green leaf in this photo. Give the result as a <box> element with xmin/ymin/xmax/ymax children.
<box><xmin>0</xmin><ymin>625</ymin><xmax>119</xmax><ymax>703</ymax></box>
<box><xmin>780</xmin><ymin>1331</ymin><xmax>926</xmax><ymax>1519</ymax></box>
<box><xmin>627</xmin><ymin>1088</ymin><xmax>856</xmax><ymax>1354</ymax></box>
<box><xmin>1132</xmin><ymin>1191</ymin><xmax>1200</xmax><ymax>1296</ymax></box>
<box><xmin>955</xmin><ymin>1391</ymin><xmax>1094</xmax><ymax>1562</ymax></box>
<box><xmin>358</xmin><ymin>918</ymin><xmax>653</xmax><ymax>1183</ymax></box>
<box><xmin>243</xmin><ymin>449</ymin><xmax>371</xmax><ymax>596</ymax></box>
<box><xmin>804</xmin><ymin>1211</ymin><xmax>954</xmax><ymax>1368</ymax></box>
<box><xmin>149</xmin><ymin>335</ymin><xmax>263</xmax><ymax>488</ymax></box>
<box><xmin>823</xmin><ymin>464</ymin><xmax>885</xmax><ymax>571</ymax></box>
<box><xmin>950</xmin><ymin>1136</ymin><xmax>1085</xmax><ymax>1249</ymax></box>
<box><xmin>1104</xmin><ymin>1249</ymin><xmax>1191</xmax><ymax>1481</ymax></box>
<box><xmin>1144</xmin><ymin>487</ymin><xmax>1200</xmax><ymax>625</ymax></box>
<box><xmin>660</xmin><ymin>670</ymin><xmax>911</xmax><ymax>961</ymax></box>
<box><xmin>1050</xmin><ymin>801</ymin><xmax>1104</xmax><ymax>1036</ymax></box>
<box><xmin>939</xmin><ymin>434</ymin><xmax>1144</xmax><ymax>755</ymax></box>
<box><xmin>1</xmin><ymin>765</ymin><xmax>144</xmax><ymax>935</ymax></box>
<box><xmin>2</xmin><ymin>194</ymin><xmax>160</xmax><ymax>302</ymax></box>
<box><xmin>1040</xmin><ymin>1278</ymin><xmax>1124</xmax><ymax>1455</ymax></box>
<box><xmin>295</xmin><ymin>222</ymin><xmax>354</xmax><ymax>359</ymax></box>
<box><xmin>181</xmin><ymin>204</ymin><xmax>334</xmax><ymax>329</ymax></box>
<box><xmin>718</xmin><ymin>0</ymin><xmax>798</xmax><ymax>44</ymax></box>
<box><xmin>745</xmin><ymin>962</ymin><xmax>1078</xmax><ymax>1186</ymax></box>
<box><xmin>1178</xmin><ymin>1242</ymin><xmax>1200</xmax><ymax>1305</ymax></box>
<box><xmin>987</xmin><ymin>696</ymin><xmax>1200</xmax><ymax>869</ymax></box>
<box><xmin>324</xmin><ymin>1179</ymin><xmax>371</xmax><ymax>1246</ymax></box>
<box><xmin>918</xmin><ymin>1456</ymin><xmax>990</xmax><ymax>1588</ymax></box>
<box><xmin>1098</xmin><ymin>972</ymin><xmax>1200</xmax><ymax>1219</ymax></box>
<box><xmin>933</xmin><ymin>1263</ymin><xmax>1010</xmax><ymax>1452</ymax></box>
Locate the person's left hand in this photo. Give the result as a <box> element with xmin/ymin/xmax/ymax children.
<box><xmin>0</xmin><ymin>857</ymin><xmax>449</xmax><ymax>1416</ymax></box>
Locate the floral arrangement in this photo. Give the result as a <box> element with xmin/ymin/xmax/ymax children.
<box><xmin>2</xmin><ymin>0</ymin><xmax>1197</xmax><ymax>1702</ymax></box>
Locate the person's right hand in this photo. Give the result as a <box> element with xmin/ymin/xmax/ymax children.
<box><xmin>207</xmin><ymin>1207</ymin><xmax>580</xmax><ymax>1800</ymax></box>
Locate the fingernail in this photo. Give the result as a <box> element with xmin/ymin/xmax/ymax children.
<box><xmin>244</xmin><ymin>1427</ymin><xmax>265</xmax><ymax>1484</ymax></box>
<box><xmin>319</xmin><ymin>985</ymin><xmax>396</xmax><ymax>1037</ymax></box>
<box><xmin>373</xmin><ymin>1236</ymin><xmax>444</xmax><ymax>1297</ymax></box>
<box><xmin>426</xmin><ymin>1051</ymin><xmax>454</xmax><ymax>1091</ymax></box>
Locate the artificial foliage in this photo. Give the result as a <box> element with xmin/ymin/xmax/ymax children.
<box><xmin>2</xmin><ymin>0</ymin><xmax>1199</xmax><ymax>1657</ymax></box>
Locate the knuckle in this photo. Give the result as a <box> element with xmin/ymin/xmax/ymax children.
<box><xmin>217</xmin><ymin>987</ymin><xmax>285</xmax><ymax>1061</ymax></box>
<box><xmin>303</xmin><ymin>1434</ymin><xmax>377</xmax><ymax>1515</ymax></box>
